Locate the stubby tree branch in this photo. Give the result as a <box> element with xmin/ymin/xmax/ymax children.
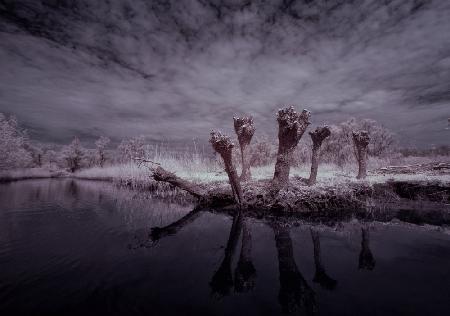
<box><xmin>233</xmin><ymin>116</ymin><xmax>255</xmax><ymax>181</ymax></box>
<box><xmin>352</xmin><ymin>130</ymin><xmax>370</xmax><ymax>179</ymax></box>
<box><xmin>273</xmin><ymin>107</ymin><xmax>311</xmax><ymax>190</ymax></box>
<box><xmin>308</xmin><ymin>126</ymin><xmax>331</xmax><ymax>185</ymax></box>
<box><xmin>210</xmin><ymin>131</ymin><xmax>243</xmax><ymax>205</ymax></box>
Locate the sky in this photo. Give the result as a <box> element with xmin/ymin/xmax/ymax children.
<box><xmin>0</xmin><ymin>0</ymin><xmax>449</xmax><ymax>147</ymax></box>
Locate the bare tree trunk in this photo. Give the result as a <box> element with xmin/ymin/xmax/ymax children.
<box><xmin>152</xmin><ymin>166</ymin><xmax>206</xmax><ymax>199</ymax></box>
<box><xmin>310</xmin><ymin>229</ymin><xmax>337</xmax><ymax>290</ymax></box>
<box><xmin>273</xmin><ymin>107</ymin><xmax>311</xmax><ymax>190</ymax></box>
<box><xmin>352</xmin><ymin>130</ymin><xmax>370</xmax><ymax>179</ymax></box>
<box><xmin>210</xmin><ymin>131</ymin><xmax>243</xmax><ymax>205</ymax></box>
<box><xmin>210</xmin><ymin>211</ymin><xmax>243</xmax><ymax>297</ymax></box>
<box><xmin>272</xmin><ymin>223</ymin><xmax>316</xmax><ymax>315</ymax></box>
<box><xmin>233</xmin><ymin>116</ymin><xmax>255</xmax><ymax>182</ymax></box>
<box><xmin>308</xmin><ymin>126</ymin><xmax>331</xmax><ymax>185</ymax></box>
<box><xmin>358</xmin><ymin>227</ymin><xmax>376</xmax><ymax>270</ymax></box>
<box><xmin>234</xmin><ymin>218</ymin><xmax>256</xmax><ymax>292</ymax></box>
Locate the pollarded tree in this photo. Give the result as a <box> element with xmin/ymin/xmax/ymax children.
<box><xmin>210</xmin><ymin>131</ymin><xmax>243</xmax><ymax>205</ymax></box>
<box><xmin>308</xmin><ymin>126</ymin><xmax>331</xmax><ymax>185</ymax></box>
<box><xmin>0</xmin><ymin>113</ymin><xmax>32</xmax><ymax>170</ymax></box>
<box><xmin>95</xmin><ymin>136</ymin><xmax>110</xmax><ymax>167</ymax></box>
<box><xmin>352</xmin><ymin>130</ymin><xmax>370</xmax><ymax>179</ymax></box>
<box><xmin>273</xmin><ymin>106</ymin><xmax>311</xmax><ymax>190</ymax></box>
<box><xmin>233</xmin><ymin>116</ymin><xmax>255</xmax><ymax>181</ymax></box>
<box><xmin>61</xmin><ymin>137</ymin><xmax>85</xmax><ymax>173</ymax></box>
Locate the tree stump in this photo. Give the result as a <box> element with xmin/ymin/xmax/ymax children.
<box><xmin>352</xmin><ymin>130</ymin><xmax>370</xmax><ymax>179</ymax></box>
<box><xmin>273</xmin><ymin>107</ymin><xmax>311</xmax><ymax>190</ymax></box>
<box><xmin>308</xmin><ymin>126</ymin><xmax>331</xmax><ymax>185</ymax></box>
<box><xmin>210</xmin><ymin>131</ymin><xmax>243</xmax><ymax>205</ymax></box>
<box><xmin>233</xmin><ymin>116</ymin><xmax>255</xmax><ymax>181</ymax></box>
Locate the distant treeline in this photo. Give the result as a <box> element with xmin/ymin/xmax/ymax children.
<box><xmin>0</xmin><ymin>112</ymin><xmax>448</xmax><ymax>173</ymax></box>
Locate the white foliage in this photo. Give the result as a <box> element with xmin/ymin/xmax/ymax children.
<box><xmin>95</xmin><ymin>136</ymin><xmax>110</xmax><ymax>167</ymax></box>
<box><xmin>0</xmin><ymin>113</ymin><xmax>32</xmax><ymax>170</ymax></box>
<box><xmin>60</xmin><ymin>137</ymin><xmax>85</xmax><ymax>172</ymax></box>
<box><xmin>117</xmin><ymin>135</ymin><xmax>146</xmax><ymax>162</ymax></box>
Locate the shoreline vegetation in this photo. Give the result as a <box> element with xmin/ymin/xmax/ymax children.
<box><xmin>1</xmin><ymin>107</ymin><xmax>449</xmax><ymax>223</ymax></box>
<box><xmin>1</xmin><ymin>160</ymin><xmax>449</xmax><ymax>224</ymax></box>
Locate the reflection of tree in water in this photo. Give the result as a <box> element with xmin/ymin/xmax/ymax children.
<box><xmin>272</xmin><ymin>223</ymin><xmax>316</xmax><ymax>315</ymax></box>
<box><xmin>234</xmin><ymin>218</ymin><xmax>256</xmax><ymax>293</ymax></box>
<box><xmin>150</xmin><ymin>208</ymin><xmax>203</xmax><ymax>242</ymax></box>
<box><xmin>210</xmin><ymin>211</ymin><xmax>243</xmax><ymax>298</ymax></box>
<box><xmin>310</xmin><ymin>229</ymin><xmax>337</xmax><ymax>290</ymax></box>
<box><xmin>359</xmin><ymin>227</ymin><xmax>376</xmax><ymax>270</ymax></box>
<box><xmin>66</xmin><ymin>180</ymin><xmax>79</xmax><ymax>197</ymax></box>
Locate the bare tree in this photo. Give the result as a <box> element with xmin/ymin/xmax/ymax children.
<box><xmin>210</xmin><ymin>131</ymin><xmax>243</xmax><ymax>205</ymax></box>
<box><xmin>273</xmin><ymin>107</ymin><xmax>311</xmax><ymax>190</ymax></box>
<box><xmin>308</xmin><ymin>126</ymin><xmax>331</xmax><ymax>185</ymax></box>
<box><xmin>352</xmin><ymin>130</ymin><xmax>370</xmax><ymax>179</ymax></box>
<box><xmin>95</xmin><ymin>136</ymin><xmax>110</xmax><ymax>167</ymax></box>
<box><xmin>233</xmin><ymin>116</ymin><xmax>255</xmax><ymax>181</ymax></box>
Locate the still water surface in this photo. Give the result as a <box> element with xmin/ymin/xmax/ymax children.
<box><xmin>0</xmin><ymin>179</ymin><xmax>449</xmax><ymax>316</ymax></box>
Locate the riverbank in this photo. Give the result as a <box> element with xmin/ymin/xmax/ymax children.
<box><xmin>1</xmin><ymin>162</ymin><xmax>449</xmax><ymax>221</ymax></box>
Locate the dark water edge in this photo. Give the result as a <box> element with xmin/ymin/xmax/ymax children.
<box><xmin>0</xmin><ymin>179</ymin><xmax>449</xmax><ymax>316</ymax></box>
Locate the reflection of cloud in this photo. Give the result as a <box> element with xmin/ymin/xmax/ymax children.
<box><xmin>0</xmin><ymin>0</ymin><xmax>449</xmax><ymax>146</ymax></box>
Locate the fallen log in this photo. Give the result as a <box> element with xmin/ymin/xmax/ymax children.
<box><xmin>152</xmin><ymin>166</ymin><xmax>206</xmax><ymax>199</ymax></box>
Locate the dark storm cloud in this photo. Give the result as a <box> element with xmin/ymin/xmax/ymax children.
<box><xmin>0</xmin><ymin>0</ymin><xmax>449</xmax><ymax>145</ymax></box>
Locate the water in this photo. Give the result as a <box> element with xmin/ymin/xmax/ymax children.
<box><xmin>0</xmin><ymin>179</ymin><xmax>449</xmax><ymax>316</ymax></box>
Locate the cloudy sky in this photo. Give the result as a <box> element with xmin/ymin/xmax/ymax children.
<box><xmin>0</xmin><ymin>0</ymin><xmax>449</xmax><ymax>146</ymax></box>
